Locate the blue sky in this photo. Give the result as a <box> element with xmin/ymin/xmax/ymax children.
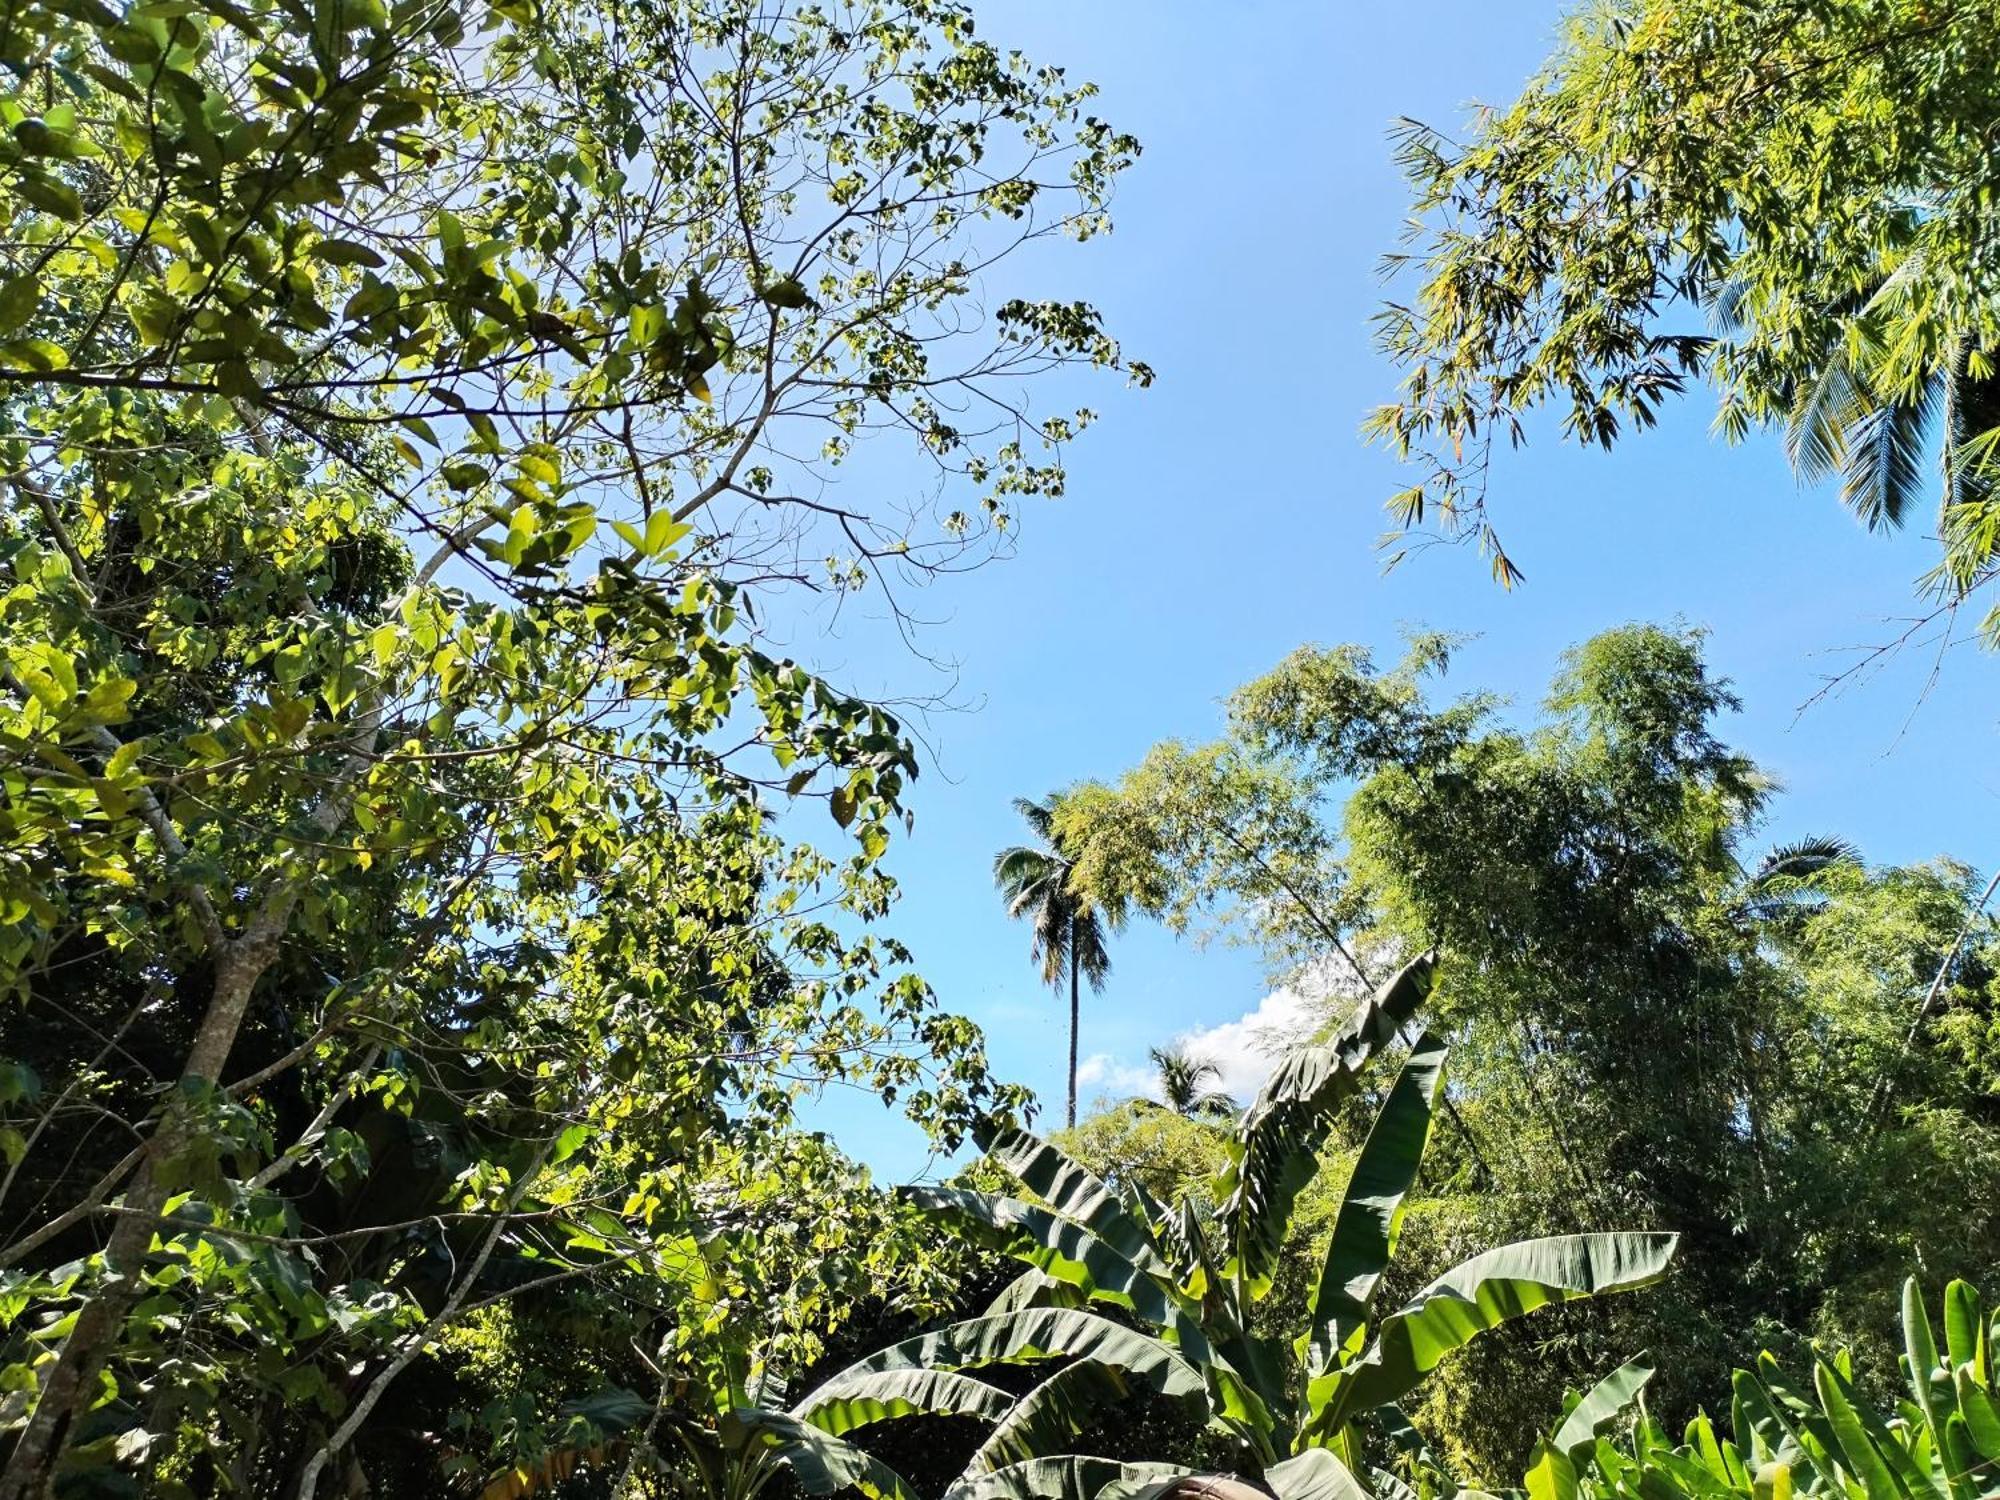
<box><xmin>791</xmin><ymin>0</ymin><xmax>2000</xmax><ymax>1179</ymax></box>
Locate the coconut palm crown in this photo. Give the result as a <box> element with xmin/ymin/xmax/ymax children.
<box><xmin>995</xmin><ymin>794</ymin><xmax>1120</xmax><ymax>1128</ymax></box>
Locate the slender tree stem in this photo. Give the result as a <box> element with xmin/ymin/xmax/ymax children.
<box><xmin>1068</xmin><ymin>925</ymin><xmax>1080</xmax><ymax>1130</ymax></box>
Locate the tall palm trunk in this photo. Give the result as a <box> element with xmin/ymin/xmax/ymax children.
<box><xmin>1067</xmin><ymin>918</ymin><xmax>1080</xmax><ymax>1129</ymax></box>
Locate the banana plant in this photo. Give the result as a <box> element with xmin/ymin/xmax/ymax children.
<box><xmin>1534</xmin><ymin>1277</ymin><xmax>2000</xmax><ymax>1500</ymax></box>
<box><xmin>752</xmin><ymin>956</ymin><xmax>1676</xmax><ymax>1500</ymax></box>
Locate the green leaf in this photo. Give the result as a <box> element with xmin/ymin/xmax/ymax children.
<box><xmin>0</xmin><ymin>337</ymin><xmax>70</xmax><ymax>372</ymax></box>
<box><xmin>968</xmin><ymin>1356</ymin><xmax>1204</xmax><ymax>1474</ymax></box>
<box><xmin>1753</xmin><ymin>1462</ymin><xmax>1794</xmax><ymax>1500</ymax></box>
<box><xmin>1216</xmin><ymin>953</ymin><xmax>1434</xmax><ymax>1300</ymax></box>
<box><xmin>1815</xmin><ymin>1359</ymin><xmax>1913</xmax><ymax>1500</ymax></box>
<box><xmin>1954</xmin><ymin>1371</ymin><xmax>2000</xmax><ymax>1461</ymax></box>
<box><xmin>17</xmin><ymin>175</ymin><xmax>82</xmax><ymax>222</ymax></box>
<box><xmin>1554</xmin><ymin>1355</ymin><xmax>1656</xmax><ymax>1458</ymax></box>
<box><xmin>312</xmin><ymin>239</ymin><xmax>386</xmax><ymax>268</ymax></box>
<box><xmin>839</xmin><ymin>1307</ymin><xmax>1201</xmax><ymax>1404</ymax></box>
<box><xmin>559</xmin><ymin>1387</ymin><xmax>652</xmax><ymax>1431</ymax></box>
<box><xmin>105</xmin><ymin>738</ymin><xmax>145</xmax><ymax>779</ymax></box>
<box><xmin>1263</xmin><ymin>1450</ymin><xmax>1373</xmax><ymax>1500</ymax></box>
<box><xmin>976</xmin><ymin>1126</ymin><xmax>1169</xmax><ymax>1275</ymax></box>
<box><xmin>1905</xmin><ymin>1279</ymin><xmax>1971</xmax><ymax>1500</ymax></box>
<box><xmin>791</xmin><ymin>1369</ymin><xmax>1012</xmax><ymax>1439</ymax></box>
<box><xmin>984</xmin><ymin>1270</ymin><xmax>1085</xmax><ymax>1316</ymax></box>
<box><xmin>0</xmin><ymin>1062</ymin><xmax>41</xmax><ymax>1105</ymax></box>
<box><xmin>549</xmin><ymin>1123</ymin><xmax>590</xmax><ymax>1164</ymax></box>
<box><xmin>904</xmin><ymin>1185</ymin><xmax>1174</xmax><ymax>1324</ymax></box>
<box><xmin>1946</xmin><ymin>1282</ymin><xmax>1987</xmax><ymax>1386</ymax></box>
<box><xmin>1326</xmin><ymin>1232</ymin><xmax>1679</xmax><ymax>1424</ymax></box>
<box><xmin>728</xmin><ymin>1409</ymin><xmax>919</xmax><ymax>1500</ymax></box>
<box><xmin>1306</xmin><ymin>1031</ymin><xmax>1447</xmax><ymax>1386</ymax></box>
<box><xmin>758</xmin><ymin>275</ymin><xmax>813</xmax><ymax>310</ymax></box>
<box><xmin>942</xmin><ymin>1459</ymin><xmax>1188</xmax><ymax>1500</ymax></box>
<box><xmin>0</xmin><ymin>275</ymin><xmax>39</xmax><ymax>336</ymax></box>
<box><xmin>640</xmin><ymin>511</ymin><xmax>688</xmax><ymax>557</ymax></box>
<box><xmin>1525</xmin><ymin>1440</ymin><xmax>1579</xmax><ymax>1500</ymax></box>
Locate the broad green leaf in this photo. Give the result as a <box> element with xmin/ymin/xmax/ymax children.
<box><xmin>985</xmin><ymin>1270</ymin><xmax>1085</xmax><ymax>1316</ymax></box>
<box><xmin>1216</xmin><ymin>953</ymin><xmax>1434</xmax><ymax>1300</ymax></box>
<box><xmin>1815</xmin><ymin>1360</ymin><xmax>1914</xmax><ymax>1500</ymax></box>
<box><xmin>966</xmin><ymin>1358</ymin><xmax>1200</xmax><ymax>1474</ymax></box>
<box><xmin>729</xmin><ymin>1409</ymin><xmax>919</xmax><ymax>1500</ymax></box>
<box><xmin>1264</xmin><ymin>1449</ymin><xmax>1374</xmax><ymax>1500</ymax></box>
<box><xmin>792</xmin><ymin>1369</ymin><xmax>1012</xmax><ymax>1438</ymax></box>
<box><xmin>1325</xmin><ymin>1231</ymin><xmax>1678</xmax><ymax>1424</ymax></box>
<box><xmin>1954</xmin><ymin>1370</ymin><xmax>2000</xmax><ymax>1460</ymax></box>
<box><xmin>902</xmin><ymin>1186</ymin><xmax>1173</xmax><ymax>1322</ymax></box>
<box><xmin>943</xmin><ymin>1459</ymin><xmax>1188</xmax><ymax>1500</ymax></box>
<box><xmin>1946</xmin><ymin>1283</ymin><xmax>1988</xmax><ymax>1388</ymax></box>
<box><xmin>0</xmin><ymin>275</ymin><xmax>38</xmax><ymax>335</ymax></box>
<box><xmin>1906</xmin><ymin>1278</ymin><xmax>1972</xmax><ymax>1500</ymax></box>
<box><xmin>1754</xmin><ymin>1462</ymin><xmax>1794</xmax><ymax>1500</ymax></box>
<box><xmin>1555</xmin><ymin>1355</ymin><xmax>1656</xmax><ymax>1457</ymax></box>
<box><xmin>839</xmin><ymin>1307</ymin><xmax>1200</xmax><ymax>1398</ymax></box>
<box><xmin>1526</xmin><ymin>1440</ymin><xmax>1579</xmax><ymax>1500</ymax></box>
<box><xmin>977</xmin><ymin>1126</ymin><xmax>1168</xmax><ymax>1275</ymax></box>
<box><xmin>559</xmin><ymin>1387</ymin><xmax>652</xmax><ymax>1431</ymax></box>
<box><xmin>1306</xmin><ymin>1031</ymin><xmax>1447</xmax><ymax>1385</ymax></box>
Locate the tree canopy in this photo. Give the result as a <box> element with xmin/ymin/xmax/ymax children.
<box><xmin>1053</xmin><ymin>625</ymin><xmax>2000</xmax><ymax>1473</ymax></box>
<box><xmin>0</xmin><ymin>0</ymin><xmax>1143</xmax><ymax>1490</ymax></box>
<box><xmin>1368</xmin><ymin>0</ymin><xmax>2000</xmax><ymax>629</ymax></box>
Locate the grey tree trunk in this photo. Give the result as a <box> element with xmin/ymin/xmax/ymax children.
<box><xmin>1067</xmin><ymin>926</ymin><xmax>1079</xmax><ymax>1130</ymax></box>
<box><xmin>0</xmin><ymin>939</ymin><xmax>278</xmax><ymax>1500</ymax></box>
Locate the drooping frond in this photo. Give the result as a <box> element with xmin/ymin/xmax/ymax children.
<box><xmin>1786</xmin><ymin>351</ymin><xmax>1867</xmax><ymax>485</ymax></box>
<box><xmin>1148</xmin><ymin>1046</ymin><xmax>1234</xmax><ymax>1118</ymax></box>
<box><xmin>1947</xmin><ymin>362</ymin><xmax>2000</xmax><ymax>511</ymax></box>
<box><xmin>1749</xmin><ymin>835</ymin><xmax>1860</xmax><ymax>889</ymax></box>
<box><xmin>1011</xmin><ymin>795</ymin><xmax>1059</xmax><ymax>843</ymax></box>
<box><xmin>1194</xmin><ymin>1089</ymin><xmax>1241</xmax><ymax>1119</ymax></box>
<box><xmin>994</xmin><ymin>844</ymin><xmax>1060</xmax><ymax>896</ymax></box>
<box><xmin>1072</xmin><ymin>907</ymin><xmax>1113</xmax><ymax>993</ymax></box>
<box><xmin>1938</xmin><ymin>357</ymin><xmax>2000</xmax><ymax>600</ymax></box>
<box><xmin>1840</xmin><ymin>370</ymin><xmax>1944</xmax><ymax>532</ymax></box>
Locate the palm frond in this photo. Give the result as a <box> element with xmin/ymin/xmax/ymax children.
<box><xmin>1786</xmin><ymin>352</ymin><xmax>1866</xmax><ymax>484</ymax></box>
<box><xmin>1073</xmin><ymin>910</ymin><xmax>1112</xmax><ymax>993</ymax></box>
<box><xmin>1947</xmin><ymin>361</ymin><xmax>2000</xmax><ymax>510</ymax></box>
<box><xmin>994</xmin><ymin>845</ymin><xmax>1059</xmax><ymax>894</ymax></box>
<box><xmin>1149</xmin><ymin>1046</ymin><xmax>1227</xmax><ymax>1117</ymax></box>
<box><xmin>1749</xmin><ymin>835</ymin><xmax>1860</xmax><ymax>888</ymax></box>
<box><xmin>1841</xmin><ymin>371</ymin><xmax>1944</xmax><ymax>532</ymax></box>
<box><xmin>1011</xmin><ymin>795</ymin><xmax>1058</xmax><ymax>842</ymax></box>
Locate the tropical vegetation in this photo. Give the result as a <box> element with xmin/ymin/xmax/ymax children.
<box><xmin>1368</xmin><ymin>0</ymin><xmax>2000</xmax><ymax>625</ymax></box>
<box><xmin>2</xmin><ymin>0</ymin><xmax>1997</xmax><ymax>1493</ymax></box>
<box><xmin>996</xmin><ymin>796</ymin><xmax>1124</xmax><ymax>1129</ymax></box>
<box><xmin>0</xmin><ymin>0</ymin><xmax>1141</xmax><ymax>1489</ymax></box>
<box><xmin>1053</xmin><ymin>625</ymin><xmax>2000</xmax><ymax>1472</ymax></box>
<box><xmin>723</xmin><ymin>959</ymin><xmax>1674</xmax><ymax>1500</ymax></box>
<box><xmin>1147</xmin><ymin>1048</ymin><xmax>1237</xmax><ymax>1121</ymax></box>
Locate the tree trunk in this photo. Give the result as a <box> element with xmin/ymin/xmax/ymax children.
<box><xmin>1067</xmin><ymin>931</ymin><xmax>1079</xmax><ymax>1130</ymax></box>
<box><xmin>0</xmin><ymin>940</ymin><xmax>276</xmax><ymax>1500</ymax></box>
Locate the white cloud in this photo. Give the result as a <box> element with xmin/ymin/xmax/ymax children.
<box><xmin>1075</xmin><ymin>1052</ymin><xmax>1157</xmax><ymax>1101</ymax></box>
<box><xmin>1170</xmin><ymin>985</ymin><xmax>1318</xmax><ymax>1102</ymax></box>
<box><xmin>1082</xmin><ymin>958</ymin><xmax>1372</xmax><ymax>1111</ymax></box>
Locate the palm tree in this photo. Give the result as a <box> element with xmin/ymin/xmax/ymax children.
<box><xmin>1148</xmin><ymin>1045</ymin><xmax>1238</xmax><ymax>1119</ymax></box>
<box><xmin>1734</xmin><ymin>833</ymin><xmax>1861</xmax><ymax>922</ymax></box>
<box><xmin>1755</xmin><ymin>239</ymin><xmax>2000</xmax><ymax>599</ymax></box>
<box><xmin>994</xmin><ymin>794</ymin><xmax>1117</xmax><ymax>1129</ymax></box>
